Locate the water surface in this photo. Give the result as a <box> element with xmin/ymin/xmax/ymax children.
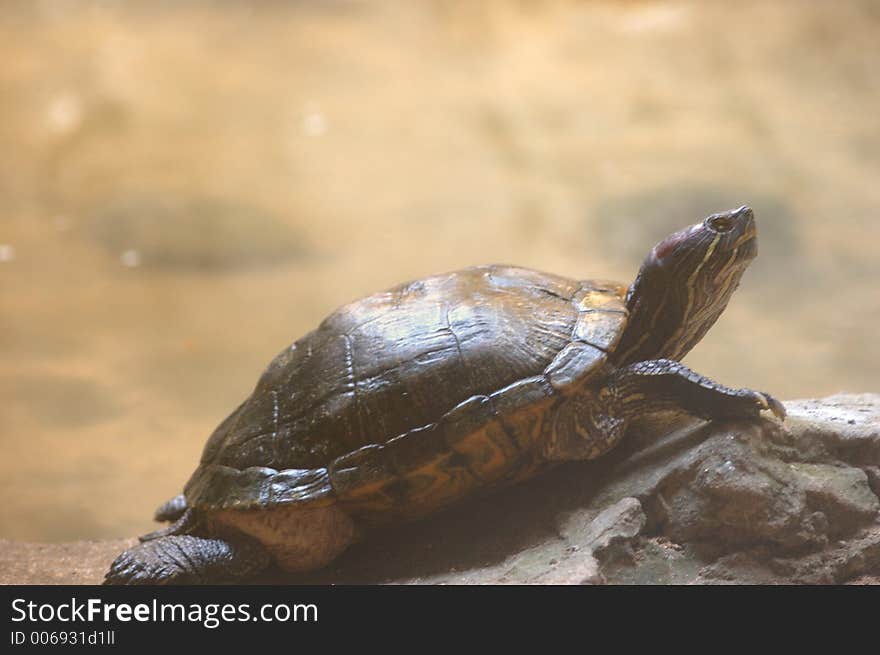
<box><xmin>1</xmin><ymin>0</ymin><xmax>878</xmax><ymax>541</ymax></box>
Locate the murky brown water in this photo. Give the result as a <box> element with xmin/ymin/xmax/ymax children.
<box><xmin>2</xmin><ymin>0</ymin><xmax>878</xmax><ymax>542</ymax></box>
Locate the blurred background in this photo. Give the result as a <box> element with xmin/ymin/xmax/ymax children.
<box><xmin>1</xmin><ymin>0</ymin><xmax>878</xmax><ymax>542</ymax></box>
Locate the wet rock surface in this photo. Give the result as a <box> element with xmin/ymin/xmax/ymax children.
<box><xmin>2</xmin><ymin>394</ymin><xmax>878</xmax><ymax>585</ymax></box>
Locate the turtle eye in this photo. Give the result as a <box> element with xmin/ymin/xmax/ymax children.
<box><xmin>706</xmin><ymin>214</ymin><xmax>734</xmax><ymax>233</ymax></box>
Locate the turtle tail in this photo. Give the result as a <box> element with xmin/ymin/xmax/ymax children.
<box><xmin>139</xmin><ymin>507</ymin><xmax>198</xmax><ymax>542</ymax></box>
<box><xmin>153</xmin><ymin>494</ymin><xmax>188</xmax><ymax>523</ymax></box>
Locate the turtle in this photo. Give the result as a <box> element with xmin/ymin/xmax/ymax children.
<box><xmin>104</xmin><ymin>205</ymin><xmax>785</xmax><ymax>584</ymax></box>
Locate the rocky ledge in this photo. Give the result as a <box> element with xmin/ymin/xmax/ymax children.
<box><xmin>2</xmin><ymin>394</ymin><xmax>878</xmax><ymax>585</ymax></box>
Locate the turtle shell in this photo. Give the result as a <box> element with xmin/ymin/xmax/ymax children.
<box><xmin>183</xmin><ymin>265</ymin><xmax>628</xmax><ymax>520</ymax></box>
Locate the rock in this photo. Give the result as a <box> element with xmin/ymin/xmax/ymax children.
<box><xmin>572</xmin><ymin>497</ymin><xmax>647</xmax><ymax>559</ymax></box>
<box><xmin>864</xmin><ymin>467</ymin><xmax>880</xmax><ymax>498</ymax></box>
<box><xmin>534</xmin><ymin>497</ymin><xmax>648</xmax><ymax>585</ymax></box>
<box><xmin>2</xmin><ymin>394</ymin><xmax>878</xmax><ymax>585</ymax></box>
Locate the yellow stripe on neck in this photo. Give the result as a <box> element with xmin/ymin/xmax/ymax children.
<box><xmin>657</xmin><ymin>232</ymin><xmax>721</xmax><ymax>359</ymax></box>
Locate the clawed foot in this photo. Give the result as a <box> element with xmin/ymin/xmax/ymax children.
<box><xmin>610</xmin><ymin>360</ymin><xmax>786</xmax><ymax>424</ymax></box>
<box><xmin>105</xmin><ymin>541</ymin><xmax>183</xmax><ymax>585</ymax></box>
<box><xmin>103</xmin><ymin>535</ymin><xmax>270</xmax><ymax>585</ymax></box>
<box><xmin>751</xmin><ymin>390</ymin><xmax>787</xmax><ymax>421</ymax></box>
<box><xmin>104</xmin><ymin>537</ymin><xmax>208</xmax><ymax>585</ymax></box>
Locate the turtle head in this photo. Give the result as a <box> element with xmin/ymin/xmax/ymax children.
<box><xmin>614</xmin><ymin>206</ymin><xmax>757</xmax><ymax>365</ymax></box>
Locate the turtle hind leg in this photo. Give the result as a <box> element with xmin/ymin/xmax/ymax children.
<box><xmin>153</xmin><ymin>494</ymin><xmax>188</xmax><ymax>523</ymax></box>
<box><xmin>104</xmin><ymin>533</ymin><xmax>271</xmax><ymax>585</ymax></box>
<box><xmin>610</xmin><ymin>358</ymin><xmax>786</xmax><ymax>421</ymax></box>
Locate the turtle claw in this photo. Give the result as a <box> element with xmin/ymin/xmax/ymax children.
<box><xmin>138</xmin><ymin>525</ymin><xmax>177</xmax><ymax>543</ymax></box>
<box><xmin>756</xmin><ymin>391</ymin><xmax>786</xmax><ymax>421</ymax></box>
<box><xmin>104</xmin><ymin>551</ymin><xmax>166</xmax><ymax>585</ymax></box>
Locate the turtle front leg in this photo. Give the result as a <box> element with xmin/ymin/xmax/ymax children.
<box><xmin>609</xmin><ymin>358</ymin><xmax>786</xmax><ymax>422</ymax></box>
<box><xmin>103</xmin><ymin>534</ymin><xmax>270</xmax><ymax>585</ymax></box>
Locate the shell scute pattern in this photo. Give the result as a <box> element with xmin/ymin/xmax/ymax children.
<box><xmin>185</xmin><ymin>266</ymin><xmax>629</xmax><ymax>518</ymax></box>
